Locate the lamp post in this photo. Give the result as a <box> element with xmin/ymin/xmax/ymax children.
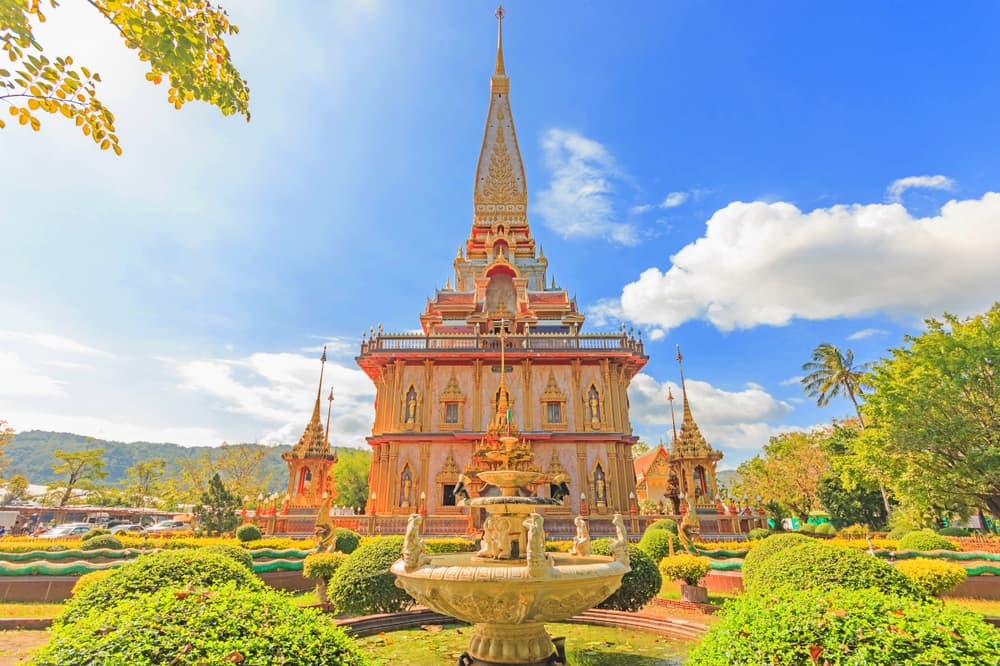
<box><xmin>628</xmin><ymin>491</ymin><xmax>639</xmax><ymax>533</ymax></box>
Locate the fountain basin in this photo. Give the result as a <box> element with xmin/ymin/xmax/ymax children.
<box><xmin>477</xmin><ymin>470</ymin><xmax>545</xmax><ymax>495</ymax></box>
<box><xmin>392</xmin><ymin>552</ymin><xmax>628</xmax><ymax>664</ymax></box>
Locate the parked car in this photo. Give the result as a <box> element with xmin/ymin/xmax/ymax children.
<box><xmin>143</xmin><ymin>520</ymin><xmax>191</xmax><ymax>536</ymax></box>
<box><xmin>109</xmin><ymin>523</ymin><xmax>144</xmax><ymax>534</ymax></box>
<box><xmin>37</xmin><ymin>523</ymin><xmax>92</xmax><ymax>539</ymax></box>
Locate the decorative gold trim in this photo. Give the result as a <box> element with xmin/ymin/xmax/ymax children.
<box><xmin>539</xmin><ymin>370</ymin><xmax>568</xmax><ymax>430</ymax></box>
<box><xmin>438</xmin><ymin>372</ymin><xmax>466</xmax><ymax>431</ymax></box>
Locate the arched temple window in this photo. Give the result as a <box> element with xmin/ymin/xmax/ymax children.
<box><xmin>399</xmin><ymin>465</ymin><xmax>413</xmax><ymax>508</ymax></box>
<box><xmin>694</xmin><ymin>465</ymin><xmax>708</xmax><ymax>498</ymax></box>
<box><xmin>297</xmin><ymin>467</ymin><xmax>312</xmax><ymax>495</ymax></box>
<box><xmin>593</xmin><ymin>463</ymin><xmax>607</xmax><ymax>504</ymax></box>
<box><xmin>587</xmin><ymin>385</ymin><xmax>601</xmax><ymax>423</ymax></box>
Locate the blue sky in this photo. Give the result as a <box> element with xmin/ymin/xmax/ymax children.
<box><xmin>3</xmin><ymin>1</ymin><xmax>1000</xmax><ymax>470</ymax></box>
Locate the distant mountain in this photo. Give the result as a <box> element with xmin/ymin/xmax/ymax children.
<box><xmin>5</xmin><ymin>430</ymin><xmax>292</xmax><ymax>485</ymax></box>
<box><xmin>716</xmin><ymin>469</ymin><xmax>741</xmax><ymax>494</ymax></box>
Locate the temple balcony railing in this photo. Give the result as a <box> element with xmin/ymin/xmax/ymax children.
<box><xmin>358</xmin><ymin>332</ymin><xmax>645</xmax><ymax>357</ymax></box>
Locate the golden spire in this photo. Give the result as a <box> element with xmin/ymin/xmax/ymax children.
<box><xmin>494</xmin><ymin>5</ymin><xmax>506</xmax><ymax>76</ymax></box>
<box><xmin>674</xmin><ymin>346</ymin><xmax>714</xmax><ymax>458</ymax></box>
<box><xmin>325</xmin><ymin>387</ymin><xmax>334</xmax><ymax>445</ymax></box>
<box><xmin>668</xmin><ymin>386</ymin><xmax>679</xmax><ymax>445</ymax></box>
<box><xmin>291</xmin><ymin>346</ymin><xmax>332</xmax><ymax>458</ymax></box>
<box><xmin>311</xmin><ymin>345</ymin><xmax>327</xmax><ymax>424</ymax></box>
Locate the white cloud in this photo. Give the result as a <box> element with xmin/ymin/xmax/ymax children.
<box><xmin>609</xmin><ymin>193</ymin><xmax>1000</xmax><ymax>333</ymax></box>
<box><xmin>661</xmin><ymin>192</ymin><xmax>689</xmax><ymax>208</ymax></box>
<box><xmin>0</xmin><ymin>352</ymin><xmax>67</xmax><ymax>397</ymax></box>
<box><xmin>847</xmin><ymin>328</ymin><xmax>888</xmax><ymax>340</ymax></box>
<box><xmin>166</xmin><ymin>350</ymin><xmax>375</xmax><ymax>448</ymax></box>
<box><xmin>779</xmin><ymin>375</ymin><xmax>803</xmax><ymax>387</ymax></box>
<box><xmin>628</xmin><ymin>204</ymin><xmax>654</xmax><ymax>215</ymax></box>
<box><xmin>886</xmin><ymin>174</ymin><xmax>955</xmax><ymax>203</ymax></box>
<box><xmin>628</xmin><ymin>373</ymin><xmax>793</xmax><ymax>451</ymax></box>
<box><xmin>535</xmin><ymin>129</ymin><xmax>639</xmax><ymax>246</ymax></box>
<box><xmin>0</xmin><ymin>330</ymin><xmax>113</xmax><ymax>357</ymax></box>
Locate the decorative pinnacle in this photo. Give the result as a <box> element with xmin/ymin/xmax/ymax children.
<box><xmin>325</xmin><ymin>387</ymin><xmax>334</xmax><ymax>445</ymax></box>
<box><xmin>494</xmin><ymin>5</ymin><xmax>506</xmax><ymax>76</ymax></box>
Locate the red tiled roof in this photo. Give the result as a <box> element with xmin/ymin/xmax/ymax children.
<box><xmin>633</xmin><ymin>444</ymin><xmax>669</xmax><ymax>481</ymax></box>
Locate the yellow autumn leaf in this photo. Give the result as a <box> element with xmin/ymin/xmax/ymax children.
<box><xmin>27</xmin><ymin>99</ymin><xmax>40</xmax><ymax>110</ymax></box>
<box><xmin>100</xmin><ymin>138</ymin><xmax>109</xmax><ymax>150</ymax></box>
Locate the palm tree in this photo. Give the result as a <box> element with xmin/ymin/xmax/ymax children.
<box><xmin>801</xmin><ymin>343</ymin><xmax>868</xmax><ymax>425</ymax></box>
<box><xmin>801</xmin><ymin>343</ymin><xmax>890</xmax><ymax>514</ymax></box>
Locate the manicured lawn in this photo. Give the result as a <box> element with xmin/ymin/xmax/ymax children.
<box><xmin>946</xmin><ymin>597</ymin><xmax>1000</xmax><ymax>617</ymax></box>
<box><xmin>0</xmin><ymin>603</ymin><xmax>63</xmax><ymax>619</ymax></box>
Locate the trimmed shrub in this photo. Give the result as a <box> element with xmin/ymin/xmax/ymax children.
<box><xmin>60</xmin><ymin>549</ymin><xmax>264</xmax><ymax>624</ymax></box>
<box><xmin>81</xmin><ymin>528</ymin><xmax>110</xmax><ymax>541</ymax></box>
<box><xmin>79</xmin><ymin>535</ymin><xmax>124</xmax><ymax>551</ymax></box>
<box><xmin>328</xmin><ymin>536</ymin><xmax>413</xmax><ymax>615</ymax></box>
<box><xmin>746</xmin><ymin>527</ymin><xmax>771</xmax><ymax>541</ymax></box>
<box><xmin>748</xmin><ymin>541</ymin><xmax>915</xmax><ymax>597</ymax></box>
<box><xmin>70</xmin><ymin>569</ymin><xmax>114</xmax><ymax>596</ymax></box>
<box><xmin>303</xmin><ymin>551</ymin><xmax>348</xmax><ymax>581</ymax></box>
<box><xmin>200</xmin><ymin>544</ymin><xmax>254</xmax><ymax>571</ymax></box>
<box><xmin>899</xmin><ymin>528</ymin><xmax>959</xmax><ymax>552</ymax></box>
<box><xmin>658</xmin><ymin>554</ymin><xmax>711</xmax><ymax>586</ymax></box>
<box><xmin>32</xmin><ymin>583</ymin><xmax>370</xmax><ymax>666</ymax></box>
<box><xmin>333</xmin><ymin>527</ymin><xmax>362</xmax><ymax>554</ymax></box>
<box><xmin>741</xmin><ymin>533</ymin><xmax>812</xmax><ymax>591</ymax></box>
<box><xmin>235</xmin><ymin>523</ymin><xmax>262</xmax><ymax>543</ymax></box>
<box><xmin>799</xmin><ymin>522</ymin><xmax>817</xmax><ymax>533</ymax></box>
<box><xmin>688</xmin><ymin>587</ymin><xmax>1000</xmax><ymax>666</ymax></box>
<box><xmin>646</xmin><ymin>518</ymin><xmax>678</xmax><ymax>534</ymax></box>
<box><xmin>638</xmin><ymin>529</ymin><xmax>681</xmax><ymax>563</ymax></box>
<box><xmin>545</xmin><ymin>540</ymin><xmax>574</xmax><ymax>553</ymax></box>
<box><xmin>938</xmin><ymin>526</ymin><xmax>970</xmax><ymax>537</ymax></box>
<box><xmin>814</xmin><ymin>522</ymin><xmax>836</xmax><ymax>536</ymax></box>
<box><xmin>591</xmin><ymin>539</ymin><xmax>662</xmax><ymax>612</ymax></box>
<box><xmin>896</xmin><ymin>558</ymin><xmax>968</xmax><ymax>597</ymax></box>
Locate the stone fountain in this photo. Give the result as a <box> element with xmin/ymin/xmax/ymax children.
<box><xmin>392</xmin><ymin>339</ymin><xmax>631</xmax><ymax>665</ymax></box>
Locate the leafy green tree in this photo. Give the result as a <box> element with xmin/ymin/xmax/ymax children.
<box><xmin>0</xmin><ymin>419</ymin><xmax>13</xmax><ymax>476</ymax></box>
<box><xmin>631</xmin><ymin>440</ymin><xmax>651</xmax><ymax>456</ymax></box>
<box><xmin>214</xmin><ymin>443</ymin><xmax>270</xmax><ymax>499</ymax></box>
<box><xmin>122</xmin><ymin>459</ymin><xmax>165</xmax><ymax>507</ymax></box>
<box><xmin>1</xmin><ymin>0</ymin><xmax>249</xmax><ymax>152</ymax></box>
<box><xmin>2</xmin><ymin>474</ymin><xmax>29</xmax><ymax>503</ymax></box>
<box><xmin>815</xmin><ymin>422</ymin><xmax>889</xmax><ymax>529</ymax></box>
<box><xmin>51</xmin><ymin>448</ymin><xmax>107</xmax><ymax>507</ymax></box>
<box><xmin>735</xmin><ymin>430</ymin><xmax>829</xmax><ymax>524</ymax></box>
<box><xmin>862</xmin><ymin>304</ymin><xmax>1000</xmax><ymax>518</ymax></box>
<box><xmin>195</xmin><ymin>472</ymin><xmax>240</xmax><ymax>535</ymax></box>
<box><xmin>332</xmin><ymin>448</ymin><xmax>370</xmax><ymax>511</ymax></box>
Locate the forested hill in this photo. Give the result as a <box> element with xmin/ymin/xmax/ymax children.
<box><xmin>6</xmin><ymin>430</ymin><xmax>292</xmax><ymax>485</ymax></box>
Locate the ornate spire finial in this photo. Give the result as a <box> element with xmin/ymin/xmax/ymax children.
<box><xmin>312</xmin><ymin>346</ymin><xmax>327</xmax><ymax>423</ymax></box>
<box><xmin>494</xmin><ymin>5</ymin><xmax>506</xmax><ymax>76</ymax></box>
<box><xmin>667</xmin><ymin>386</ymin><xmax>679</xmax><ymax>445</ymax></box>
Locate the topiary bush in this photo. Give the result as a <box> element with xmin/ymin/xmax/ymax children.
<box><xmin>896</xmin><ymin>558</ymin><xmax>968</xmax><ymax>597</ymax></box>
<box><xmin>899</xmin><ymin>529</ymin><xmax>959</xmax><ymax>552</ymax></box>
<box><xmin>938</xmin><ymin>526</ymin><xmax>970</xmax><ymax>537</ymax></box>
<box><xmin>746</xmin><ymin>527</ymin><xmax>771</xmax><ymax>541</ymax></box>
<box><xmin>32</xmin><ymin>583</ymin><xmax>370</xmax><ymax>666</ymax></box>
<box><xmin>646</xmin><ymin>518</ymin><xmax>678</xmax><ymax>534</ymax></box>
<box><xmin>303</xmin><ymin>551</ymin><xmax>348</xmax><ymax>605</ymax></box>
<box><xmin>328</xmin><ymin>536</ymin><xmax>413</xmax><ymax>615</ymax></box>
<box><xmin>81</xmin><ymin>528</ymin><xmax>110</xmax><ymax>541</ymax></box>
<box><xmin>837</xmin><ymin>524</ymin><xmax>869</xmax><ymax>539</ymax></box>
<box><xmin>799</xmin><ymin>522</ymin><xmax>817</xmax><ymax>533</ymax></box>
<box><xmin>687</xmin><ymin>587</ymin><xmax>1000</xmax><ymax>666</ymax></box>
<box><xmin>638</xmin><ymin>528</ymin><xmax>681</xmax><ymax>563</ymax></box>
<box><xmin>814</xmin><ymin>522</ymin><xmax>836</xmax><ymax>536</ymax></box>
<box><xmin>658</xmin><ymin>554</ymin><xmax>711</xmax><ymax>586</ymax></box>
<box><xmin>200</xmin><ymin>544</ymin><xmax>254</xmax><ymax>571</ymax></box>
<box><xmin>887</xmin><ymin>526</ymin><xmax>913</xmax><ymax>540</ymax></box>
<box><xmin>740</xmin><ymin>532</ymin><xmax>812</xmax><ymax>591</ymax></box>
<box><xmin>333</xmin><ymin>527</ymin><xmax>362</xmax><ymax>554</ymax></box>
<box><xmin>747</xmin><ymin>541</ymin><xmax>915</xmax><ymax>597</ymax></box>
<box><xmin>235</xmin><ymin>523</ymin><xmax>262</xmax><ymax>543</ymax></box>
<box><xmin>79</xmin><ymin>534</ymin><xmax>124</xmax><ymax>551</ymax></box>
<box><xmin>591</xmin><ymin>539</ymin><xmax>661</xmax><ymax>612</ymax></box>
<box><xmin>60</xmin><ymin>549</ymin><xmax>265</xmax><ymax>624</ymax></box>
<box><xmin>70</xmin><ymin>569</ymin><xmax>114</xmax><ymax>597</ymax></box>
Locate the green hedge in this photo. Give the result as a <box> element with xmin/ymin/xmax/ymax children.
<box><xmin>899</xmin><ymin>529</ymin><xmax>959</xmax><ymax>552</ymax></box>
<box><xmin>937</xmin><ymin>527</ymin><xmax>970</xmax><ymax>537</ymax></box>
<box><xmin>235</xmin><ymin>523</ymin><xmax>262</xmax><ymax>543</ymax></box>
<box><xmin>60</xmin><ymin>549</ymin><xmax>264</xmax><ymax>624</ymax></box>
<box><xmin>645</xmin><ymin>518</ymin><xmax>678</xmax><ymax>534</ymax></box>
<box><xmin>303</xmin><ymin>551</ymin><xmax>348</xmax><ymax>581</ymax></box>
<box><xmin>80</xmin><ymin>535</ymin><xmax>123</xmax><ymax>551</ymax></box>
<box><xmin>658</xmin><ymin>554</ymin><xmax>711</xmax><ymax>586</ymax></box>
<box><xmin>591</xmin><ymin>539</ymin><xmax>661</xmax><ymax>612</ymax></box>
<box><xmin>747</xmin><ymin>541</ymin><xmax>914</xmax><ymax>597</ymax></box>
<box><xmin>32</xmin><ymin>583</ymin><xmax>369</xmax><ymax>666</ymax></box>
<box><xmin>740</xmin><ymin>533</ymin><xmax>812</xmax><ymax>591</ymax></box>
<box><xmin>424</xmin><ymin>537</ymin><xmax>476</xmax><ymax>554</ymax></box>
<box><xmin>746</xmin><ymin>527</ymin><xmax>771</xmax><ymax>541</ymax></box>
<box><xmin>688</xmin><ymin>587</ymin><xmax>1000</xmax><ymax>666</ymax></box>
<box><xmin>814</xmin><ymin>522</ymin><xmax>836</xmax><ymax>536</ymax></box>
<box><xmin>200</xmin><ymin>544</ymin><xmax>253</xmax><ymax>571</ymax></box>
<box><xmin>333</xmin><ymin>528</ymin><xmax>362</xmax><ymax>554</ymax></box>
<box><xmin>328</xmin><ymin>536</ymin><xmax>413</xmax><ymax>615</ymax></box>
<box><xmin>81</xmin><ymin>528</ymin><xmax>110</xmax><ymax>541</ymax></box>
<box><xmin>637</xmin><ymin>529</ymin><xmax>681</xmax><ymax>563</ymax></box>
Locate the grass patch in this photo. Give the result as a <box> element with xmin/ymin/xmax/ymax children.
<box><xmin>0</xmin><ymin>602</ymin><xmax>65</xmax><ymax>619</ymax></box>
<box><xmin>945</xmin><ymin>597</ymin><xmax>1000</xmax><ymax>617</ymax></box>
